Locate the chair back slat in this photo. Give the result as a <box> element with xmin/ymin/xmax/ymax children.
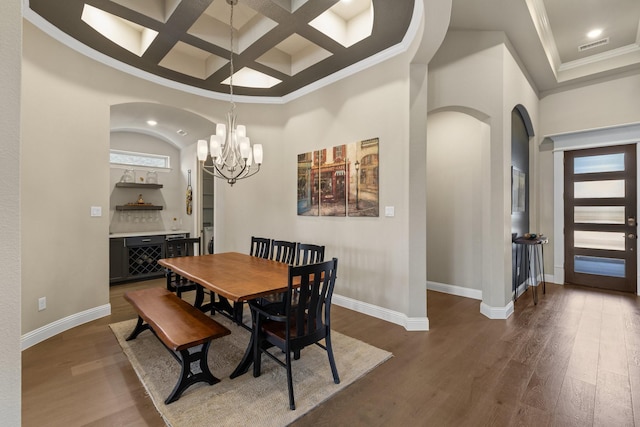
<box><xmin>295</xmin><ymin>243</ymin><xmax>325</xmax><ymax>266</ymax></box>
<box><xmin>270</xmin><ymin>240</ymin><xmax>296</xmax><ymax>264</ymax></box>
<box><xmin>250</xmin><ymin>236</ymin><xmax>271</xmax><ymax>259</ymax></box>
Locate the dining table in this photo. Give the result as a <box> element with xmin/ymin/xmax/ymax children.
<box><xmin>157</xmin><ymin>251</ymin><xmax>290</xmax><ymax>378</ymax></box>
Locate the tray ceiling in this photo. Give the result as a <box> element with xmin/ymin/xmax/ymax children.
<box><xmin>27</xmin><ymin>0</ymin><xmax>415</xmax><ymax>98</ymax></box>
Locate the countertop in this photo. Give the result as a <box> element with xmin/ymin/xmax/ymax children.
<box><xmin>109</xmin><ymin>230</ymin><xmax>191</xmax><ymax>238</ymax></box>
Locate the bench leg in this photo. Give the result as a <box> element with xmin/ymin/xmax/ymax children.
<box><xmin>165</xmin><ymin>341</ymin><xmax>219</xmax><ymax>404</ymax></box>
<box><xmin>125</xmin><ymin>316</ymin><xmax>151</xmax><ymax>341</ymax></box>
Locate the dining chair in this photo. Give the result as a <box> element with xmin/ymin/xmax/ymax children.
<box><xmin>270</xmin><ymin>240</ymin><xmax>297</xmax><ymax>264</ymax></box>
<box><xmin>256</xmin><ymin>240</ymin><xmax>297</xmax><ymax>307</ymax></box>
<box><xmin>250</xmin><ymin>236</ymin><xmax>271</xmax><ymax>259</ymax></box>
<box><xmin>295</xmin><ymin>243</ymin><xmax>325</xmax><ymax>266</ymax></box>
<box><xmin>164</xmin><ymin>237</ymin><xmax>202</xmax><ymax>299</ymax></box>
<box><xmin>249</xmin><ymin>258</ymin><xmax>340</xmax><ymax>410</ymax></box>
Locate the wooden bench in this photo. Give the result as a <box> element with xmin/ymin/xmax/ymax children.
<box><xmin>124</xmin><ymin>287</ymin><xmax>231</xmax><ymax>404</ymax></box>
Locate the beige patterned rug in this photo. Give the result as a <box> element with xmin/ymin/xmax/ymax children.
<box><xmin>110</xmin><ymin>316</ymin><xmax>391</xmax><ymax>426</ymax></box>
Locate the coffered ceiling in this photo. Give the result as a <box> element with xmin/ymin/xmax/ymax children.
<box><xmin>26</xmin><ymin>0</ymin><xmax>415</xmax><ymax>98</ymax></box>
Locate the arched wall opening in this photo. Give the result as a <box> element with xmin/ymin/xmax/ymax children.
<box><xmin>510</xmin><ymin>105</ymin><xmax>535</xmax><ymax>297</ymax></box>
<box><xmin>426</xmin><ymin>109</ymin><xmax>491</xmax><ymax>299</ymax></box>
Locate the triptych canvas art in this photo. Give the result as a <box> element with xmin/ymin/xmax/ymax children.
<box><xmin>297</xmin><ymin>138</ymin><xmax>379</xmax><ymax>217</ymax></box>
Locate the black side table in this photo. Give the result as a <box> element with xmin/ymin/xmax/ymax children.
<box><xmin>513</xmin><ymin>235</ymin><xmax>549</xmax><ymax>305</ymax></box>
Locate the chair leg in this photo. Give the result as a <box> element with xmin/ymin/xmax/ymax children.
<box><xmin>325</xmin><ymin>332</ymin><xmax>340</xmax><ymax>384</ymax></box>
<box><xmin>194</xmin><ymin>284</ymin><xmax>205</xmax><ymax>309</ymax></box>
<box><xmin>285</xmin><ymin>346</ymin><xmax>295</xmax><ymax>410</ymax></box>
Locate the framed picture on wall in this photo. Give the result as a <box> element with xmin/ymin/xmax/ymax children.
<box><xmin>511</xmin><ymin>166</ymin><xmax>526</xmax><ymax>213</ymax></box>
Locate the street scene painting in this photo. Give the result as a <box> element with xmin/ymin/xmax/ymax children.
<box><xmin>297</xmin><ymin>138</ymin><xmax>379</xmax><ymax>217</ymax></box>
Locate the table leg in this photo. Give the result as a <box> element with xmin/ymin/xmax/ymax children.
<box><xmin>525</xmin><ymin>245</ymin><xmax>537</xmax><ymax>305</ymax></box>
<box><xmin>230</xmin><ymin>301</ymin><xmax>256</xmax><ymax>379</ymax></box>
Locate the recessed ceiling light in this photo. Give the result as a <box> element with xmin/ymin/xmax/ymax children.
<box><xmin>147</xmin><ymin>120</ymin><xmax>157</xmax><ymax>126</ymax></box>
<box><xmin>176</xmin><ymin>129</ymin><xmax>188</xmax><ymax>136</ymax></box>
<box><xmin>587</xmin><ymin>29</ymin><xmax>603</xmax><ymax>39</ymax></box>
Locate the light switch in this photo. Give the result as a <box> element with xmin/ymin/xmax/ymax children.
<box><xmin>385</xmin><ymin>206</ymin><xmax>395</xmax><ymax>217</ymax></box>
<box><xmin>90</xmin><ymin>206</ymin><xmax>102</xmax><ymax>217</ymax></box>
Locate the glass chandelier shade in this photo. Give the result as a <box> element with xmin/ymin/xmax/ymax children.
<box><xmin>197</xmin><ymin>111</ymin><xmax>263</xmax><ymax>186</ymax></box>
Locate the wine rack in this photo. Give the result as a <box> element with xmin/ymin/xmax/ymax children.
<box><xmin>128</xmin><ymin>245</ymin><xmax>163</xmax><ymax>276</ymax></box>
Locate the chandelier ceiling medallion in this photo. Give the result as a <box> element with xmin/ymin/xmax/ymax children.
<box><xmin>197</xmin><ymin>0</ymin><xmax>263</xmax><ymax>186</ymax></box>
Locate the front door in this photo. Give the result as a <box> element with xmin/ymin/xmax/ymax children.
<box><xmin>564</xmin><ymin>144</ymin><xmax>637</xmax><ymax>292</ymax></box>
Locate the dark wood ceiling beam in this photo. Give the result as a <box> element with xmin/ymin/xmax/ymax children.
<box><xmin>142</xmin><ymin>0</ymin><xmax>215</xmax><ymax>64</ymax></box>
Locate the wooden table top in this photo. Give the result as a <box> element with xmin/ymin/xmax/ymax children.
<box><xmin>158</xmin><ymin>252</ymin><xmax>290</xmax><ymax>302</ymax></box>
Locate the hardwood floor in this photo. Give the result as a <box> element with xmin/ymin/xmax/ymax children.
<box><xmin>22</xmin><ymin>280</ymin><xmax>640</xmax><ymax>426</ymax></box>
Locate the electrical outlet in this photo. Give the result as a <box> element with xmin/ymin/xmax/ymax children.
<box><xmin>38</xmin><ymin>297</ymin><xmax>46</xmax><ymax>311</ymax></box>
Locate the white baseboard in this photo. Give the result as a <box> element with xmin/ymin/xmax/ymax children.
<box><xmin>514</xmin><ymin>282</ymin><xmax>527</xmax><ymax>299</ymax></box>
<box><xmin>480</xmin><ymin>301</ymin><xmax>514</xmax><ymax>319</ymax></box>
<box><xmin>332</xmin><ymin>294</ymin><xmax>429</xmax><ymax>331</ymax></box>
<box><xmin>21</xmin><ymin>304</ymin><xmax>111</xmax><ymax>351</ymax></box>
<box><xmin>545</xmin><ymin>273</ymin><xmax>559</xmax><ymax>284</ymax></box>
<box><xmin>427</xmin><ymin>281</ymin><xmax>518</xmax><ymax>320</ymax></box>
<box><xmin>426</xmin><ymin>281</ymin><xmax>483</xmax><ymax>300</ymax></box>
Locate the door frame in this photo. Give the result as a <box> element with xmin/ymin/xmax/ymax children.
<box><xmin>550</xmin><ymin>123</ymin><xmax>640</xmax><ymax>294</ymax></box>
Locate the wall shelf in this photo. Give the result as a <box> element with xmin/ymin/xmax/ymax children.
<box><xmin>116</xmin><ymin>205</ymin><xmax>163</xmax><ymax>211</ymax></box>
<box><xmin>115</xmin><ymin>182</ymin><xmax>163</xmax><ymax>189</ymax></box>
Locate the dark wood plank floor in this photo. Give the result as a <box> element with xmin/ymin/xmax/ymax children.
<box><xmin>22</xmin><ymin>280</ymin><xmax>640</xmax><ymax>426</ymax></box>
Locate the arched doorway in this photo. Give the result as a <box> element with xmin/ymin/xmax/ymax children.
<box><xmin>426</xmin><ymin>109</ymin><xmax>490</xmax><ymax>300</ymax></box>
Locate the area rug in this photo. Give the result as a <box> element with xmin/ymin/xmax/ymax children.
<box><xmin>110</xmin><ymin>317</ymin><xmax>392</xmax><ymax>427</ymax></box>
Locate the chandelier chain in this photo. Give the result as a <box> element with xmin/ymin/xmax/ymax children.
<box><xmin>229</xmin><ymin>0</ymin><xmax>235</xmax><ymax>112</ymax></box>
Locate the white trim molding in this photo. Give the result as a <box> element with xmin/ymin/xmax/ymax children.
<box><xmin>21</xmin><ymin>304</ymin><xmax>111</xmax><ymax>350</ymax></box>
<box><xmin>480</xmin><ymin>301</ymin><xmax>514</xmax><ymax>320</ymax></box>
<box><xmin>332</xmin><ymin>294</ymin><xmax>429</xmax><ymax>331</ymax></box>
<box><xmin>426</xmin><ymin>281</ymin><xmax>483</xmax><ymax>300</ymax></box>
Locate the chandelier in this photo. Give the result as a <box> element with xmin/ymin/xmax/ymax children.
<box><xmin>197</xmin><ymin>0</ymin><xmax>263</xmax><ymax>186</ymax></box>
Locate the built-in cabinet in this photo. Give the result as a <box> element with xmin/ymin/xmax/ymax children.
<box><xmin>109</xmin><ymin>237</ymin><xmax>128</xmax><ymax>283</ymax></box>
<box><xmin>109</xmin><ymin>232</ymin><xmax>188</xmax><ymax>284</ymax></box>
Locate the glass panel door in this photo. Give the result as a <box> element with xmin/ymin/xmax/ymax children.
<box><xmin>564</xmin><ymin>144</ymin><xmax>637</xmax><ymax>293</ymax></box>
